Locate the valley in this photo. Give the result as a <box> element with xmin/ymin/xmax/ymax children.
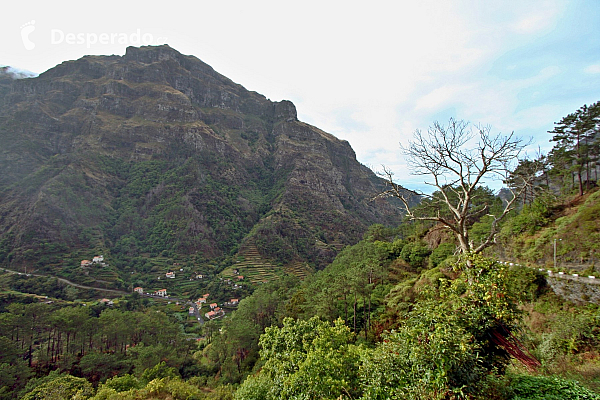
<box><xmin>0</xmin><ymin>46</ymin><xmax>599</xmax><ymax>400</ymax></box>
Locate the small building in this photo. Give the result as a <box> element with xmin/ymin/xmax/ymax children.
<box><xmin>134</xmin><ymin>287</ymin><xmax>143</xmax><ymax>294</ymax></box>
<box><xmin>189</xmin><ymin>307</ymin><xmax>195</xmax><ymax>315</ymax></box>
<box><xmin>93</xmin><ymin>255</ymin><xmax>104</xmax><ymax>263</ymax></box>
<box><xmin>196</xmin><ymin>274</ymin><xmax>205</xmax><ymax>279</ymax></box>
<box><xmin>237</xmin><ymin>275</ymin><xmax>244</xmax><ymax>280</ymax></box>
<box><xmin>155</xmin><ymin>289</ymin><xmax>167</xmax><ymax>297</ymax></box>
<box><xmin>230</xmin><ymin>299</ymin><xmax>239</xmax><ymax>306</ymax></box>
<box><xmin>166</xmin><ymin>272</ymin><xmax>175</xmax><ymax>279</ymax></box>
<box><xmin>202</xmin><ymin>293</ymin><xmax>210</xmax><ymax>298</ymax></box>
<box><xmin>197</xmin><ymin>297</ymin><xmax>207</xmax><ymax>304</ymax></box>
<box><xmin>205</xmin><ymin>311</ymin><xmax>216</xmax><ymax>319</ymax></box>
<box><xmin>99</xmin><ymin>298</ymin><xmax>113</xmax><ymax>306</ymax></box>
<box><xmin>81</xmin><ymin>260</ymin><xmax>93</xmax><ymax>267</ymax></box>
<box><xmin>205</xmin><ymin>308</ymin><xmax>225</xmax><ymax>319</ymax></box>
<box><xmin>209</xmin><ymin>303</ymin><xmax>218</xmax><ymax>310</ymax></box>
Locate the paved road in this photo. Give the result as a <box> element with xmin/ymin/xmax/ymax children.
<box><xmin>500</xmin><ymin>262</ymin><xmax>600</xmax><ymax>285</ymax></box>
<box><xmin>187</xmin><ymin>301</ymin><xmax>205</xmax><ymax>325</ymax></box>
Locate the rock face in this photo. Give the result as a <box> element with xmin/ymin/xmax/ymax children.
<box><xmin>0</xmin><ymin>45</ymin><xmax>415</xmax><ymax>270</ymax></box>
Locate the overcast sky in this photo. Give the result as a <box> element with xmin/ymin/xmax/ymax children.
<box><xmin>2</xmin><ymin>0</ymin><xmax>599</xmax><ymax>192</ymax></box>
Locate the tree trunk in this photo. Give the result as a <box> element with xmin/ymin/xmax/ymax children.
<box><xmin>353</xmin><ymin>292</ymin><xmax>357</xmax><ymax>333</ymax></box>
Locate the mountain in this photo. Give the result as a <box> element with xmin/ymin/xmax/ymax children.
<box><xmin>0</xmin><ymin>45</ymin><xmax>414</xmax><ymax>275</ymax></box>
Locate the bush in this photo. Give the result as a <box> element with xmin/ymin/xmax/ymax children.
<box><xmin>509</xmin><ymin>374</ymin><xmax>600</xmax><ymax>400</ymax></box>
<box><xmin>400</xmin><ymin>241</ymin><xmax>431</xmax><ymax>269</ymax></box>
<box><xmin>360</xmin><ymin>255</ymin><xmax>524</xmax><ymax>399</ymax></box>
<box><xmin>429</xmin><ymin>242</ymin><xmax>456</xmax><ymax>268</ymax></box>
<box><xmin>21</xmin><ymin>375</ymin><xmax>93</xmax><ymax>400</ymax></box>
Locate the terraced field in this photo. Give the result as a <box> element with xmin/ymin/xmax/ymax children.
<box><xmin>284</xmin><ymin>260</ymin><xmax>313</xmax><ymax>280</ymax></box>
<box><xmin>228</xmin><ymin>243</ymin><xmax>315</xmax><ymax>283</ymax></box>
<box><xmin>233</xmin><ymin>244</ymin><xmax>282</xmax><ymax>283</ymax></box>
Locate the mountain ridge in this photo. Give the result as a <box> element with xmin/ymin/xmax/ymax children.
<box><xmin>0</xmin><ymin>44</ymin><xmax>415</xmax><ymax>274</ymax></box>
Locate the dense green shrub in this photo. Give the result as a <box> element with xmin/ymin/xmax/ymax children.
<box><xmin>509</xmin><ymin>374</ymin><xmax>600</xmax><ymax>400</ymax></box>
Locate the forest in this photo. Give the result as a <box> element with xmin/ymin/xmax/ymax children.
<box><xmin>1</xmin><ymin>101</ymin><xmax>600</xmax><ymax>399</ymax></box>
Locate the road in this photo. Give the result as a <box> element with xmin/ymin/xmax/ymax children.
<box><xmin>1</xmin><ymin>267</ymin><xmax>129</xmax><ymax>294</ymax></box>
<box><xmin>187</xmin><ymin>301</ymin><xmax>205</xmax><ymax>325</ymax></box>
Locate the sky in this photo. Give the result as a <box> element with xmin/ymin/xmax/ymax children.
<box><xmin>1</xmin><ymin>0</ymin><xmax>599</xmax><ymax>192</ymax></box>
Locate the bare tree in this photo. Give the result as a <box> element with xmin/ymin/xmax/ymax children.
<box><xmin>380</xmin><ymin>118</ymin><xmax>533</xmax><ymax>254</ymax></box>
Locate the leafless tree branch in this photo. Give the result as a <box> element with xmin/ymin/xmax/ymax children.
<box><xmin>382</xmin><ymin>118</ymin><xmax>533</xmax><ymax>254</ymax></box>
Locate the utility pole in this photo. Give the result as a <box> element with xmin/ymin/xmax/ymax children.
<box><xmin>554</xmin><ymin>239</ymin><xmax>562</xmax><ymax>269</ymax></box>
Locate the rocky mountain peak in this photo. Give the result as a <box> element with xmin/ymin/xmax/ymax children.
<box><xmin>0</xmin><ymin>45</ymin><xmax>412</xmax><ymax>273</ymax></box>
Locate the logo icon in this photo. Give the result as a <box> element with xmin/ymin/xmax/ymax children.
<box><xmin>20</xmin><ymin>20</ymin><xmax>36</xmax><ymax>50</ymax></box>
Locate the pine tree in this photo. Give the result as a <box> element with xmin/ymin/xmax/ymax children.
<box><xmin>548</xmin><ymin>101</ymin><xmax>600</xmax><ymax>196</ymax></box>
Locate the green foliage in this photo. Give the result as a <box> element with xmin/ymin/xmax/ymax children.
<box><xmin>360</xmin><ymin>255</ymin><xmax>523</xmax><ymax>399</ymax></box>
<box><xmin>204</xmin><ymin>276</ymin><xmax>299</xmax><ymax>384</ymax></box>
<box><xmin>509</xmin><ymin>374</ymin><xmax>600</xmax><ymax>400</ymax></box>
<box><xmin>236</xmin><ymin>317</ymin><xmax>361</xmax><ymax>400</ymax></box>
<box><xmin>0</xmin><ymin>336</ymin><xmax>31</xmax><ymax>399</ymax></box>
<box><xmin>92</xmin><ymin>377</ymin><xmax>206</xmax><ymax>400</ymax></box>
<box><xmin>21</xmin><ymin>374</ymin><xmax>93</xmax><ymax>400</ymax></box>
<box><xmin>502</xmin><ymin>196</ymin><xmax>553</xmax><ymax>236</ymax></box>
<box><xmin>101</xmin><ymin>374</ymin><xmax>141</xmax><ymax>392</ymax></box>
<box><xmin>399</xmin><ymin>240</ymin><xmax>431</xmax><ymax>268</ymax></box>
<box><xmin>534</xmin><ymin>308</ymin><xmax>600</xmax><ymax>363</ymax></box>
<box><xmin>548</xmin><ymin>101</ymin><xmax>600</xmax><ymax>196</ymax></box>
<box><xmin>141</xmin><ymin>362</ymin><xmax>181</xmax><ymax>385</ymax></box>
<box><xmin>514</xmin><ymin>190</ymin><xmax>600</xmax><ymax>264</ymax></box>
<box><xmin>429</xmin><ymin>241</ymin><xmax>456</xmax><ymax>268</ymax></box>
<box><xmin>294</xmin><ymin>238</ymin><xmax>397</xmax><ymax>335</ymax></box>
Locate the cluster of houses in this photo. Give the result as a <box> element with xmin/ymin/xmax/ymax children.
<box><xmin>205</xmin><ymin>302</ymin><xmax>225</xmax><ymax>320</ymax></box>
<box><xmin>133</xmin><ymin>286</ymin><xmax>168</xmax><ymax>297</ymax></box>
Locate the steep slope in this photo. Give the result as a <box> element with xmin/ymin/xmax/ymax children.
<box><xmin>0</xmin><ymin>45</ymin><xmax>413</xmax><ymax>271</ymax></box>
<box><xmin>501</xmin><ymin>189</ymin><xmax>600</xmax><ymax>267</ymax></box>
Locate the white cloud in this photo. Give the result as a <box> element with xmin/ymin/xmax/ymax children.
<box><xmin>511</xmin><ymin>3</ymin><xmax>562</xmax><ymax>34</ymax></box>
<box><xmin>584</xmin><ymin>64</ymin><xmax>600</xmax><ymax>74</ymax></box>
<box><xmin>1</xmin><ymin>0</ymin><xmax>595</xmax><ymax>194</ymax></box>
<box><xmin>414</xmin><ymin>85</ymin><xmax>468</xmax><ymax>111</ymax></box>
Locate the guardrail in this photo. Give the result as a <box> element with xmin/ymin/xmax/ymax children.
<box><xmin>499</xmin><ymin>261</ymin><xmax>599</xmax><ymax>284</ymax></box>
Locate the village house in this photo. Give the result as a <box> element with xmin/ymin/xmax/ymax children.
<box><xmin>99</xmin><ymin>298</ymin><xmax>113</xmax><ymax>306</ymax></box>
<box><xmin>196</xmin><ymin>274</ymin><xmax>204</xmax><ymax>279</ymax></box>
<box><xmin>204</xmin><ymin>307</ymin><xmax>225</xmax><ymax>320</ymax></box>
<box><xmin>237</xmin><ymin>275</ymin><xmax>244</xmax><ymax>281</ymax></box>
<box><xmin>189</xmin><ymin>307</ymin><xmax>195</xmax><ymax>315</ymax></box>
<box><xmin>204</xmin><ymin>311</ymin><xmax>216</xmax><ymax>319</ymax></box>
<box><xmin>230</xmin><ymin>299</ymin><xmax>239</xmax><ymax>306</ymax></box>
<box><xmin>155</xmin><ymin>289</ymin><xmax>167</xmax><ymax>297</ymax></box>
<box><xmin>93</xmin><ymin>255</ymin><xmax>104</xmax><ymax>263</ymax></box>
<box><xmin>81</xmin><ymin>260</ymin><xmax>93</xmax><ymax>267</ymax></box>
<box><xmin>197</xmin><ymin>297</ymin><xmax>207</xmax><ymax>304</ymax></box>
<box><xmin>134</xmin><ymin>287</ymin><xmax>143</xmax><ymax>294</ymax></box>
<box><xmin>165</xmin><ymin>272</ymin><xmax>175</xmax><ymax>279</ymax></box>
<box><xmin>209</xmin><ymin>303</ymin><xmax>218</xmax><ymax>310</ymax></box>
